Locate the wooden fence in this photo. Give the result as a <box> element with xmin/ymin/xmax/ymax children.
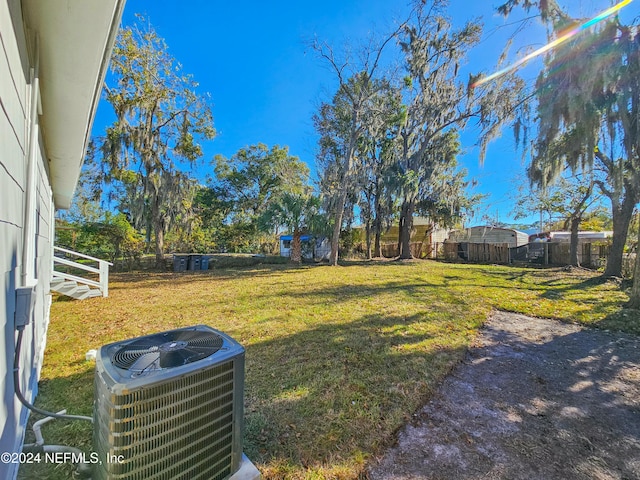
<box><xmin>444</xmin><ymin>241</ymin><xmax>613</xmax><ymax>269</ymax></box>
<box><xmin>546</xmin><ymin>242</ymin><xmax>608</xmax><ymax>268</ymax></box>
<box><xmin>443</xmin><ymin>242</ymin><xmax>460</xmax><ymax>261</ymax></box>
<box><xmin>379</xmin><ymin>242</ymin><xmax>434</xmax><ymax>258</ymax></box>
<box><xmin>444</xmin><ymin>242</ymin><xmax>510</xmax><ymax>263</ymax></box>
<box><xmin>468</xmin><ymin>243</ymin><xmax>510</xmax><ymax>263</ymax></box>
<box><xmin>369</xmin><ymin>241</ymin><xmax>624</xmax><ymax>273</ymax></box>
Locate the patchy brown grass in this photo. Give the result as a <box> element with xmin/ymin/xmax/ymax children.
<box><xmin>20</xmin><ymin>261</ymin><xmax>638</xmax><ymax>479</ymax></box>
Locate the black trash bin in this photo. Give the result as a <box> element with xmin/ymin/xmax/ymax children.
<box><xmin>188</xmin><ymin>255</ymin><xmax>202</xmax><ymax>271</ymax></box>
<box><xmin>201</xmin><ymin>256</ymin><xmax>210</xmax><ymax>270</ymax></box>
<box><xmin>173</xmin><ymin>254</ymin><xmax>188</xmax><ymax>272</ymax></box>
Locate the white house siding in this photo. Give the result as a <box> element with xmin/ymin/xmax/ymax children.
<box><xmin>32</xmin><ymin>134</ymin><xmax>54</xmax><ymax>376</ymax></box>
<box><xmin>0</xmin><ymin>2</ymin><xmax>53</xmax><ymax>478</ymax></box>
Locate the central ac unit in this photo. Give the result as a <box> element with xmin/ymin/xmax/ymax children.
<box><xmin>92</xmin><ymin>325</ymin><xmax>245</xmax><ymax>480</ymax></box>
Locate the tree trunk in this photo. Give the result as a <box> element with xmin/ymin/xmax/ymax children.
<box><xmin>145</xmin><ymin>217</ymin><xmax>152</xmax><ymax>253</ymax></box>
<box><xmin>628</xmin><ymin>253</ymin><xmax>640</xmax><ymax>309</ymax></box>
<box><xmin>152</xmin><ymin>198</ymin><xmax>165</xmax><ymax>269</ymax></box>
<box><xmin>374</xmin><ymin>226</ymin><xmax>382</xmax><ymax>258</ymax></box>
<box><xmin>399</xmin><ymin>200</ymin><xmax>414</xmax><ymax>260</ymax></box>
<box><xmin>365</xmin><ymin>219</ymin><xmax>372</xmax><ymax>260</ymax></box>
<box><xmin>569</xmin><ymin>217</ymin><xmax>580</xmax><ymax>267</ymax></box>
<box><xmin>373</xmin><ymin>199</ymin><xmax>382</xmax><ymax>258</ymax></box>
<box><xmin>372</xmin><ymin>180</ymin><xmax>383</xmax><ymax>258</ymax></box>
<box><xmin>328</xmin><ymin>134</ymin><xmax>358</xmax><ymax>266</ymax></box>
<box><xmin>290</xmin><ymin>230</ymin><xmax>302</xmax><ymax>263</ymax></box>
<box><xmin>155</xmin><ymin>228</ymin><xmax>164</xmax><ymax>269</ymax></box>
<box><xmin>604</xmin><ymin>193</ymin><xmax>636</xmax><ymax>277</ymax></box>
<box><xmin>329</xmin><ymin>185</ymin><xmax>349</xmax><ymax>266</ymax></box>
<box><xmin>626</xmin><ymin>213</ymin><xmax>640</xmax><ymax>309</ymax></box>
<box><xmin>329</xmin><ymin>207</ymin><xmax>343</xmax><ymax>267</ymax></box>
<box><xmin>397</xmin><ymin>213</ymin><xmax>403</xmax><ymax>257</ymax></box>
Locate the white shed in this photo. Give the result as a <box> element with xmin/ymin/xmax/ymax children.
<box><xmin>0</xmin><ymin>2</ymin><xmax>124</xmax><ymax>477</ymax></box>
<box><xmin>447</xmin><ymin>226</ymin><xmax>529</xmax><ymax>248</ymax></box>
<box><xmin>279</xmin><ymin>235</ymin><xmax>331</xmax><ymax>261</ymax></box>
<box><xmin>549</xmin><ymin>231</ymin><xmax>613</xmax><ymax>243</ymax></box>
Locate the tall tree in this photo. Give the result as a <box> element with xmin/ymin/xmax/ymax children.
<box><xmin>89</xmin><ymin>17</ymin><xmax>215</xmax><ymax>268</ymax></box>
<box><xmin>499</xmin><ymin>1</ymin><xmax>640</xmax><ymax>279</ymax></box>
<box><xmin>394</xmin><ymin>5</ymin><xmax>524</xmax><ymax>259</ymax></box>
<box><xmin>315</xmin><ymin>73</ymin><xmax>394</xmax><ymax>265</ymax></box>
<box><xmin>212</xmin><ymin>143</ymin><xmax>310</xmax><ymax>251</ymax></box>
<box><xmin>355</xmin><ymin>81</ymin><xmax>404</xmax><ymax>258</ymax></box>
<box><xmin>190</xmin><ymin>185</ymin><xmax>234</xmax><ymax>251</ymax></box>
<box><xmin>313</xmin><ymin>15</ymin><xmax>409</xmax><ymax>266</ymax></box>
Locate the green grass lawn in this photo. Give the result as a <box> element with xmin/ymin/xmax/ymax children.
<box><xmin>21</xmin><ymin>260</ymin><xmax>639</xmax><ymax>479</ymax></box>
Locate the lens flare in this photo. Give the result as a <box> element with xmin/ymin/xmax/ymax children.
<box><xmin>472</xmin><ymin>0</ymin><xmax>633</xmax><ymax>88</ymax></box>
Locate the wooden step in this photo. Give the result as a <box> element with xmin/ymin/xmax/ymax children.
<box><xmin>53</xmin><ymin>280</ymin><xmax>80</xmax><ymax>294</ymax></box>
<box><xmin>51</xmin><ymin>278</ymin><xmax>103</xmax><ymax>300</ymax></box>
<box><xmin>76</xmin><ymin>288</ymin><xmax>103</xmax><ymax>300</ymax></box>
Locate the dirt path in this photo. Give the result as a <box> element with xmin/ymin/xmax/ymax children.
<box><xmin>369</xmin><ymin>311</ymin><xmax>640</xmax><ymax>480</ymax></box>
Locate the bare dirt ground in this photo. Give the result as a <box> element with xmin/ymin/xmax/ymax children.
<box><xmin>369</xmin><ymin>311</ymin><xmax>640</xmax><ymax>480</ymax></box>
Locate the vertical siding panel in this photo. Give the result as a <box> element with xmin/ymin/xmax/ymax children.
<box><xmin>0</xmin><ymin>2</ymin><xmax>33</xmax><ymax>479</ymax></box>
<box><xmin>0</xmin><ymin>43</ymin><xmax>26</xmax><ymax>188</ymax></box>
<box><xmin>0</xmin><ymin>0</ymin><xmax>28</xmax><ymax>147</ymax></box>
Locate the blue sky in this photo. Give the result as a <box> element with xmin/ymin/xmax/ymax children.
<box><xmin>91</xmin><ymin>0</ymin><xmax>633</xmax><ymax>227</ymax></box>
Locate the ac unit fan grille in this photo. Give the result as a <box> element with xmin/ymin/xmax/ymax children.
<box><xmin>111</xmin><ymin>330</ymin><xmax>224</xmax><ymax>372</ymax></box>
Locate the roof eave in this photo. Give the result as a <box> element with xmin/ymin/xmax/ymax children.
<box><xmin>21</xmin><ymin>0</ymin><xmax>126</xmax><ymax>209</ymax></box>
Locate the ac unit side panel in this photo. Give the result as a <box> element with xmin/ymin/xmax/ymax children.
<box><xmin>94</xmin><ymin>356</ymin><xmax>244</xmax><ymax>479</ymax></box>
<box><xmin>230</xmin><ymin>352</ymin><xmax>245</xmax><ymax>472</ymax></box>
<box><xmin>93</xmin><ymin>326</ymin><xmax>245</xmax><ymax>480</ymax></box>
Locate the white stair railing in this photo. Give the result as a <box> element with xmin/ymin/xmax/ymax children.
<box><xmin>53</xmin><ymin>246</ymin><xmax>113</xmax><ymax>297</ymax></box>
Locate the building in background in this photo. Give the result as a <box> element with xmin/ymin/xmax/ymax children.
<box><xmin>447</xmin><ymin>226</ymin><xmax>529</xmax><ymax>248</ymax></box>
<box><xmin>279</xmin><ymin>234</ymin><xmax>331</xmax><ymax>261</ymax></box>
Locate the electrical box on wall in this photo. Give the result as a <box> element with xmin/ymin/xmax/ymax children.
<box><xmin>15</xmin><ymin>286</ymin><xmax>36</xmax><ymax>329</ymax></box>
